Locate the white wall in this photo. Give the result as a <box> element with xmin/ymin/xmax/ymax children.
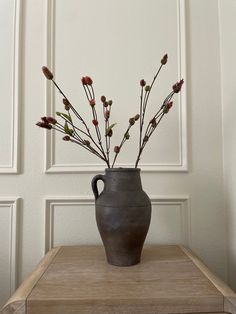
<box><xmin>218</xmin><ymin>0</ymin><xmax>236</xmax><ymax>291</ymax></box>
<box><xmin>0</xmin><ymin>0</ymin><xmax>229</xmax><ymax>307</ymax></box>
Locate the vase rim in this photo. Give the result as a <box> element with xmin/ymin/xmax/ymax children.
<box><xmin>105</xmin><ymin>167</ymin><xmax>140</xmax><ymax>172</ymax></box>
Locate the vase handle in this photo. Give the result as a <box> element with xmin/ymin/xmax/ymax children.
<box><xmin>91</xmin><ymin>174</ymin><xmax>105</xmax><ymax>200</ymax></box>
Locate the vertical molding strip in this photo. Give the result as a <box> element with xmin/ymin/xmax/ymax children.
<box><xmin>0</xmin><ymin>197</ymin><xmax>20</xmax><ymax>293</ymax></box>
<box><xmin>44</xmin><ymin>0</ymin><xmax>188</xmax><ymax>173</ymax></box>
<box><xmin>0</xmin><ymin>0</ymin><xmax>21</xmax><ymax>173</ymax></box>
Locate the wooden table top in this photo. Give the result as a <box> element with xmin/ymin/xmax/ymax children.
<box><xmin>1</xmin><ymin>245</ymin><xmax>236</xmax><ymax>314</ymax></box>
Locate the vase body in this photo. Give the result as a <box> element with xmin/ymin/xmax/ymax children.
<box><xmin>92</xmin><ymin>168</ymin><xmax>151</xmax><ymax>266</ymax></box>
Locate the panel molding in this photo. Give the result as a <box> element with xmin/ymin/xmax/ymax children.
<box><xmin>0</xmin><ymin>197</ymin><xmax>20</xmax><ymax>293</ymax></box>
<box><xmin>0</xmin><ymin>0</ymin><xmax>21</xmax><ymax>173</ymax></box>
<box><xmin>44</xmin><ymin>195</ymin><xmax>191</xmax><ymax>253</ymax></box>
<box><xmin>44</xmin><ymin>0</ymin><xmax>188</xmax><ymax>173</ymax></box>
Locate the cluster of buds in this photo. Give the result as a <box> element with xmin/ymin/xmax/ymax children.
<box><xmin>38</xmin><ymin>54</ymin><xmax>184</xmax><ymax>169</ymax></box>
<box><xmin>36</xmin><ymin>116</ymin><xmax>57</xmax><ymax>130</ymax></box>
<box><xmin>129</xmin><ymin>114</ymin><xmax>140</xmax><ymax>125</ymax></box>
<box><xmin>172</xmin><ymin>79</ymin><xmax>184</xmax><ymax>93</ymax></box>
<box><xmin>81</xmin><ymin>76</ymin><xmax>93</xmax><ymax>85</ymax></box>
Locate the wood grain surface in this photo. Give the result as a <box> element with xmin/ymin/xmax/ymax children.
<box><xmin>0</xmin><ymin>247</ymin><xmax>61</xmax><ymax>314</ymax></box>
<box><xmin>2</xmin><ymin>245</ymin><xmax>236</xmax><ymax>314</ymax></box>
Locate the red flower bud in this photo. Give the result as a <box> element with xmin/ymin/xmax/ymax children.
<box><xmin>101</xmin><ymin>95</ymin><xmax>106</xmax><ymax>103</ymax></box>
<box><xmin>140</xmin><ymin>79</ymin><xmax>146</xmax><ymax>87</ymax></box>
<box><xmin>103</xmin><ymin>101</ymin><xmax>109</xmax><ymax>108</ymax></box>
<box><xmin>41</xmin><ymin>116</ymin><xmax>48</xmax><ymax>122</ymax></box>
<box><xmin>114</xmin><ymin>146</ymin><xmax>120</xmax><ymax>153</ymax></box>
<box><xmin>163</xmin><ymin>101</ymin><xmax>173</xmax><ymax>113</ymax></box>
<box><xmin>63</xmin><ymin>135</ymin><xmax>70</xmax><ymax>141</ymax></box>
<box><xmin>84</xmin><ymin>140</ymin><xmax>90</xmax><ymax>146</ymax></box>
<box><xmin>81</xmin><ymin>76</ymin><xmax>93</xmax><ymax>85</ymax></box>
<box><xmin>172</xmin><ymin>79</ymin><xmax>184</xmax><ymax>93</ymax></box>
<box><xmin>92</xmin><ymin>119</ymin><xmax>98</xmax><ymax>126</ymax></box>
<box><xmin>108</xmin><ymin>100</ymin><xmax>113</xmax><ymax>106</ymax></box>
<box><xmin>36</xmin><ymin>122</ymin><xmax>52</xmax><ymax>130</ymax></box>
<box><xmin>161</xmin><ymin>54</ymin><xmax>168</xmax><ymax>65</ymax></box>
<box><xmin>63</xmin><ymin>98</ymin><xmax>70</xmax><ymax>110</ymax></box>
<box><xmin>89</xmin><ymin>99</ymin><xmax>96</xmax><ymax>107</ymax></box>
<box><xmin>134</xmin><ymin>114</ymin><xmax>140</xmax><ymax>121</ymax></box>
<box><xmin>46</xmin><ymin>117</ymin><xmax>57</xmax><ymax>124</ymax></box>
<box><xmin>129</xmin><ymin>117</ymin><xmax>135</xmax><ymax>125</ymax></box>
<box><xmin>42</xmin><ymin>66</ymin><xmax>53</xmax><ymax>80</ymax></box>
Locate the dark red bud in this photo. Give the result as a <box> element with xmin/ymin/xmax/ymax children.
<box><xmin>42</xmin><ymin>66</ymin><xmax>53</xmax><ymax>80</ymax></box>
<box><xmin>108</xmin><ymin>100</ymin><xmax>113</xmax><ymax>106</ymax></box>
<box><xmin>63</xmin><ymin>98</ymin><xmax>70</xmax><ymax>111</ymax></box>
<box><xmin>89</xmin><ymin>99</ymin><xmax>96</xmax><ymax>107</ymax></box>
<box><xmin>145</xmin><ymin>85</ymin><xmax>151</xmax><ymax>92</ymax></box>
<box><xmin>41</xmin><ymin>116</ymin><xmax>48</xmax><ymax>122</ymax></box>
<box><xmin>63</xmin><ymin>135</ymin><xmax>70</xmax><ymax>141</ymax></box>
<box><xmin>129</xmin><ymin>117</ymin><xmax>135</xmax><ymax>125</ymax></box>
<box><xmin>161</xmin><ymin>54</ymin><xmax>168</xmax><ymax>65</ymax></box>
<box><xmin>103</xmin><ymin>101</ymin><xmax>109</xmax><ymax>108</ymax></box>
<box><xmin>36</xmin><ymin>122</ymin><xmax>52</xmax><ymax>129</ymax></box>
<box><xmin>81</xmin><ymin>76</ymin><xmax>93</xmax><ymax>85</ymax></box>
<box><xmin>163</xmin><ymin>101</ymin><xmax>173</xmax><ymax>113</ymax></box>
<box><xmin>46</xmin><ymin>117</ymin><xmax>57</xmax><ymax>124</ymax></box>
<box><xmin>140</xmin><ymin>79</ymin><xmax>146</xmax><ymax>87</ymax></box>
<box><xmin>172</xmin><ymin>79</ymin><xmax>184</xmax><ymax>93</ymax></box>
<box><xmin>114</xmin><ymin>146</ymin><xmax>120</xmax><ymax>153</ymax></box>
<box><xmin>84</xmin><ymin>140</ymin><xmax>90</xmax><ymax>146</ymax></box>
<box><xmin>134</xmin><ymin>114</ymin><xmax>140</xmax><ymax>121</ymax></box>
<box><xmin>101</xmin><ymin>95</ymin><xmax>106</xmax><ymax>103</ymax></box>
<box><xmin>92</xmin><ymin>119</ymin><xmax>98</xmax><ymax>126</ymax></box>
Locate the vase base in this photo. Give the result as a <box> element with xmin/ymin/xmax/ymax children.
<box><xmin>105</xmin><ymin>248</ymin><xmax>142</xmax><ymax>267</ymax></box>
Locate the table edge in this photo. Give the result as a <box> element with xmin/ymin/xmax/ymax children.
<box><xmin>180</xmin><ymin>246</ymin><xmax>236</xmax><ymax>313</ymax></box>
<box><xmin>0</xmin><ymin>247</ymin><xmax>61</xmax><ymax>314</ymax></box>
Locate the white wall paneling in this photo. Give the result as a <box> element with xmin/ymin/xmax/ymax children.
<box><xmin>44</xmin><ymin>195</ymin><xmax>190</xmax><ymax>253</ymax></box>
<box><xmin>218</xmin><ymin>0</ymin><xmax>236</xmax><ymax>291</ymax></box>
<box><xmin>44</xmin><ymin>0</ymin><xmax>188</xmax><ymax>173</ymax></box>
<box><xmin>0</xmin><ymin>0</ymin><xmax>21</xmax><ymax>173</ymax></box>
<box><xmin>0</xmin><ymin>198</ymin><xmax>19</xmax><ymax>306</ymax></box>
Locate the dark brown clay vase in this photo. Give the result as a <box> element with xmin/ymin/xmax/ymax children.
<box><xmin>92</xmin><ymin>168</ymin><xmax>151</xmax><ymax>266</ymax></box>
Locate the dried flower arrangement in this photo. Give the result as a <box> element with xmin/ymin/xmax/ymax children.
<box><xmin>36</xmin><ymin>54</ymin><xmax>184</xmax><ymax>168</ymax></box>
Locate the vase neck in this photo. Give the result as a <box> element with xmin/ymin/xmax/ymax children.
<box><xmin>104</xmin><ymin>169</ymin><xmax>142</xmax><ymax>191</ymax></box>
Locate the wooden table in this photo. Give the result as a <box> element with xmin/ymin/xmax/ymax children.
<box><xmin>1</xmin><ymin>245</ymin><xmax>236</xmax><ymax>314</ymax></box>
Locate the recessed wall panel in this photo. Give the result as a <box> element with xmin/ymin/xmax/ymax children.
<box><xmin>45</xmin><ymin>0</ymin><xmax>187</xmax><ymax>172</ymax></box>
